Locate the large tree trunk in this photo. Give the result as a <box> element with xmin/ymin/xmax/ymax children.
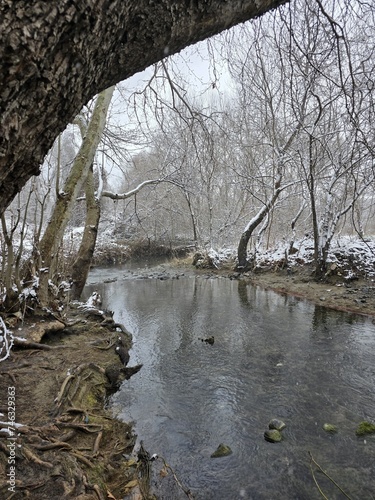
<box><xmin>0</xmin><ymin>0</ymin><xmax>287</xmax><ymax>215</ymax></box>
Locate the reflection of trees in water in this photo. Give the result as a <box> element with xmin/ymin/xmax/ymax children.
<box><xmin>312</xmin><ymin>304</ymin><xmax>364</xmax><ymax>336</ymax></box>
<box><xmin>237</xmin><ymin>279</ymin><xmax>250</xmax><ymax>306</ymax></box>
<box><xmin>89</xmin><ymin>271</ymin><xmax>375</xmax><ymax>499</ymax></box>
<box><xmin>312</xmin><ymin>304</ymin><xmax>329</xmax><ymax>334</ymax></box>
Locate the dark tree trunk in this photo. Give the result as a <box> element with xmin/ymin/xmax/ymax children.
<box><xmin>0</xmin><ymin>0</ymin><xmax>287</xmax><ymax>215</ymax></box>
<box><xmin>237</xmin><ymin>184</ymin><xmax>282</xmax><ymax>271</ymax></box>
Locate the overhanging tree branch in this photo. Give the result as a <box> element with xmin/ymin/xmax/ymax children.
<box><xmin>0</xmin><ymin>0</ymin><xmax>288</xmax><ymax>215</ymax></box>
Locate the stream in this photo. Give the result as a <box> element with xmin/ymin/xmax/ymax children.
<box><xmin>84</xmin><ymin>262</ymin><xmax>375</xmax><ymax>499</ymax></box>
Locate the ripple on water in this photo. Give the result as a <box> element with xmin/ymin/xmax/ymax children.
<box><xmin>85</xmin><ymin>271</ymin><xmax>375</xmax><ymax>499</ymax></box>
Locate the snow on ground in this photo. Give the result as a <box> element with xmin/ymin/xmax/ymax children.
<box><xmin>56</xmin><ymin>230</ymin><xmax>375</xmax><ymax>278</ymax></box>
<box><xmin>234</xmin><ymin>236</ymin><xmax>375</xmax><ymax>278</ymax></box>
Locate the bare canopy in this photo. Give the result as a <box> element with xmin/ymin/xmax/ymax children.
<box><xmin>0</xmin><ymin>0</ymin><xmax>287</xmax><ymax>214</ymax></box>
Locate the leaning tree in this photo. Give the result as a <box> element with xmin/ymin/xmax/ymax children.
<box><xmin>0</xmin><ymin>0</ymin><xmax>287</xmax><ymax>215</ymax></box>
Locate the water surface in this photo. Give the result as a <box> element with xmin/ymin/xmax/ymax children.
<box><xmin>85</xmin><ymin>265</ymin><xmax>375</xmax><ymax>499</ymax></box>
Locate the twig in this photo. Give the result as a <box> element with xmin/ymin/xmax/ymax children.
<box><xmin>309</xmin><ymin>458</ymin><xmax>329</xmax><ymax>500</ymax></box>
<box><xmin>308</xmin><ymin>452</ymin><xmax>353</xmax><ymax>500</ymax></box>
<box><xmin>159</xmin><ymin>456</ymin><xmax>194</xmax><ymax>499</ymax></box>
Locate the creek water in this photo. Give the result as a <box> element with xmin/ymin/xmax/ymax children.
<box><xmin>85</xmin><ymin>263</ymin><xmax>375</xmax><ymax>499</ymax></box>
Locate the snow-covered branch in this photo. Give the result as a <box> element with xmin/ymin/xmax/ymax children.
<box><xmin>101</xmin><ymin>177</ymin><xmax>183</xmax><ymax>200</ymax></box>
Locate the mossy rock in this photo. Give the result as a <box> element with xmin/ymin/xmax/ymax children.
<box><xmin>356</xmin><ymin>421</ymin><xmax>375</xmax><ymax>436</ymax></box>
<box><xmin>323</xmin><ymin>423</ymin><xmax>338</xmax><ymax>434</ymax></box>
<box><xmin>211</xmin><ymin>443</ymin><xmax>233</xmax><ymax>458</ymax></box>
<box><xmin>264</xmin><ymin>429</ymin><xmax>282</xmax><ymax>443</ymax></box>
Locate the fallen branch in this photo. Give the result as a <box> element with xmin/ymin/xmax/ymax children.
<box><xmin>93</xmin><ymin>483</ymin><xmax>106</xmax><ymax>500</ymax></box>
<box><xmin>34</xmin><ymin>441</ymin><xmax>73</xmax><ymax>451</ymax></box>
<box><xmin>92</xmin><ymin>339</ymin><xmax>117</xmax><ymax>350</ymax></box>
<box><xmin>14</xmin><ymin>340</ymin><xmax>66</xmax><ymax>350</ymax></box>
<box><xmin>308</xmin><ymin>452</ymin><xmax>353</xmax><ymax>500</ymax></box>
<box><xmin>56</xmin><ymin>422</ymin><xmax>103</xmax><ymax>433</ymax></box>
<box><xmin>55</xmin><ymin>374</ymin><xmax>75</xmax><ymax>405</ymax></box>
<box><xmin>159</xmin><ymin>456</ymin><xmax>194</xmax><ymax>499</ymax></box>
<box><xmin>71</xmin><ymin>450</ymin><xmax>95</xmax><ymax>468</ymax></box>
<box><xmin>58</xmin><ymin>430</ymin><xmax>76</xmax><ymax>442</ymax></box>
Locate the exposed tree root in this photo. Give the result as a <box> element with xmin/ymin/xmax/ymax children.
<box><xmin>22</xmin><ymin>446</ymin><xmax>53</xmax><ymax>468</ymax></box>
<box><xmin>0</xmin><ymin>305</ymin><xmax>143</xmax><ymax>500</ymax></box>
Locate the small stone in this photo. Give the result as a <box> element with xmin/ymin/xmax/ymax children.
<box><xmin>264</xmin><ymin>429</ymin><xmax>282</xmax><ymax>443</ymax></box>
<box><xmin>356</xmin><ymin>421</ymin><xmax>375</xmax><ymax>436</ymax></box>
<box><xmin>323</xmin><ymin>423</ymin><xmax>338</xmax><ymax>433</ymax></box>
<box><xmin>211</xmin><ymin>443</ymin><xmax>232</xmax><ymax>458</ymax></box>
<box><xmin>268</xmin><ymin>419</ymin><xmax>286</xmax><ymax>431</ymax></box>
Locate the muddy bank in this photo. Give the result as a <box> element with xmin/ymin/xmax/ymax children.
<box><xmin>0</xmin><ymin>305</ymin><xmax>148</xmax><ymax>500</ymax></box>
<box><xmin>243</xmin><ymin>267</ymin><xmax>375</xmax><ymax>317</ymax></box>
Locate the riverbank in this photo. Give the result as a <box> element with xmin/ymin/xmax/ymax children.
<box><xmin>171</xmin><ymin>256</ymin><xmax>375</xmax><ymax>317</ymax></box>
<box><xmin>0</xmin><ymin>304</ymin><xmax>149</xmax><ymax>500</ymax></box>
<box><xmin>108</xmin><ymin>254</ymin><xmax>375</xmax><ymax>317</ymax></box>
<box><xmin>243</xmin><ymin>266</ymin><xmax>375</xmax><ymax>317</ymax></box>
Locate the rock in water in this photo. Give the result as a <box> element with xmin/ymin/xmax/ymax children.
<box><xmin>356</xmin><ymin>421</ymin><xmax>375</xmax><ymax>436</ymax></box>
<box><xmin>264</xmin><ymin>429</ymin><xmax>282</xmax><ymax>443</ymax></box>
<box><xmin>211</xmin><ymin>443</ymin><xmax>232</xmax><ymax>458</ymax></box>
<box><xmin>115</xmin><ymin>345</ymin><xmax>130</xmax><ymax>366</ymax></box>
<box><xmin>105</xmin><ymin>365</ymin><xmax>122</xmax><ymax>389</ymax></box>
<box><xmin>323</xmin><ymin>423</ymin><xmax>338</xmax><ymax>434</ymax></box>
<box><xmin>268</xmin><ymin>419</ymin><xmax>286</xmax><ymax>431</ymax></box>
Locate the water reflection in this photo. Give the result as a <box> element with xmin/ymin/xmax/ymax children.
<box><xmin>85</xmin><ymin>269</ymin><xmax>375</xmax><ymax>499</ymax></box>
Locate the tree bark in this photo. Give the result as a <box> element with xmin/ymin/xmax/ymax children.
<box><xmin>70</xmin><ymin>166</ymin><xmax>100</xmax><ymax>300</ymax></box>
<box><xmin>38</xmin><ymin>87</ymin><xmax>114</xmax><ymax>267</ymax></box>
<box><xmin>37</xmin><ymin>86</ymin><xmax>114</xmax><ymax>305</ymax></box>
<box><xmin>237</xmin><ymin>184</ymin><xmax>282</xmax><ymax>270</ymax></box>
<box><xmin>0</xmin><ymin>0</ymin><xmax>288</xmax><ymax>215</ymax></box>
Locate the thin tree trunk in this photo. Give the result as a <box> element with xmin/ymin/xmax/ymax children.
<box><xmin>37</xmin><ymin>86</ymin><xmax>114</xmax><ymax>305</ymax></box>
<box><xmin>237</xmin><ymin>177</ymin><xmax>282</xmax><ymax>270</ymax></box>
<box><xmin>70</xmin><ymin>166</ymin><xmax>100</xmax><ymax>300</ymax></box>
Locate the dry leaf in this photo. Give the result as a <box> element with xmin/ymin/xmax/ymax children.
<box><xmin>124</xmin><ymin>479</ymin><xmax>138</xmax><ymax>489</ymax></box>
<box><xmin>160</xmin><ymin>467</ymin><xmax>169</xmax><ymax>478</ymax></box>
<box><xmin>106</xmin><ymin>490</ymin><xmax>117</xmax><ymax>500</ymax></box>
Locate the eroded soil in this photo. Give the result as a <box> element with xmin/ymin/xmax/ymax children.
<box><xmin>0</xmin><ymin>306</ymin><xmax>148</xmax><ymax>500</ymax></box>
